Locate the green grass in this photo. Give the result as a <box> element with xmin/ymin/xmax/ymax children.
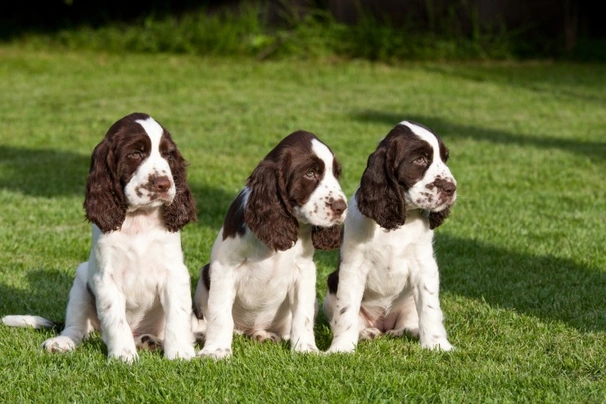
<box><xmin>0</xmin><ymin>46</ymin><xmax>605</xmax><ymax>402</ymax></box>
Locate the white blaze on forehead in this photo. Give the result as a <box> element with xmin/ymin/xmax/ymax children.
<box><xmin>397</xmin><ymin>120</ymin><xmax>457</xmax><ymax>212</ymax></box>
<box><xmin>311</xmin><ymin>138</ymin><xmax>334</xmax><ymax>171</ymax></box>
<box><xmin>136</xmin><ymin>117</ymin><xmax>164</xmax><ymax>154</ymax></box>
<box><xmin>399</xmin><ymin>121</ymin><xmax>440</xmax><ymax>154</ymax></box>
<box><xmin>123</xmin><ymin>116</ymin><xmax>175</xmax><ymax>210</ymax></box>
<box><xmin>294</xmin><ymin>137</ymin><xmax>346</xmax><ymax>226</ymax></box>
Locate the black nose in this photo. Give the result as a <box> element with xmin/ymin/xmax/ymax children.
<box><xmin>152</xmin><ymin>176</ymin><xmax>171</xmax><ymax>193</ymax></box>
<box><xmin>331</xmin><ymin>199</ymin><xmax>347</xmax><ymax>215</ymax></box>
<box><xmin>435</xmin><ymin>178</ymin><xmax>456</xmax><ymax>196</ymax></box>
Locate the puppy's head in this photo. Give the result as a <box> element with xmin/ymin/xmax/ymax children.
<box><xmin>356</xmin><ymin>121</ymin><xmax>456</xmax><ymax>230</ymax></box>
<box><xmin>243</xmin><ymin>130</ymin><xmax>347</xmax><ymax>251</ymax></box>
<box><xmin>84</xmin><ymin>112</ymin><xmax>196</xmax><ymax>233</ymax></box>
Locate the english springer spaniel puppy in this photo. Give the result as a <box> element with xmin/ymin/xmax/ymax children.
<box><xmin>193</xmin><ymin>130</ymin><xmax>347</xmax><ymax>359</ymax></box>
<box><xmin>3</xmin><ymin>112</ymin><xmax>198</xmax><ymax>362</ymax></box>
<box><xmin>323</xmin><ymin>121</ymin><xmax>457</xmax><ymax>353</ymax></box>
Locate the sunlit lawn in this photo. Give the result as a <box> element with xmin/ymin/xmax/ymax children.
<box><xmin>1</xmin><ymin>47</ymin><xmax>604</xmax><ymax>402</ymax></box>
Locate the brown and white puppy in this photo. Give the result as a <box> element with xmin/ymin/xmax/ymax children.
<box><xmin>3</xmin><ymin>112</ymin><xmax>197</xmax><ymax>362</ymax></box>
<box><xmin>324</xmin><ymin>121</ymin><xmax>456</xmax><ymax>353</ymax></box>
<box><xmin>194</xmin><ymin>130</ymin><xmax>347</xmax><ymax>359</ymax></box>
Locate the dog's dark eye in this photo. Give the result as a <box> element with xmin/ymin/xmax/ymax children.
<box><xmin>414</xmin><ymin>156</ymin><xmax>428</xmax><ymax>166</ymax></box>
<box><xmin>128</xmin><ymin>150</ymin><xmax>144</xmax><ymax>160</ymax></box>
<box><xmin>161</xmin><ymin>148</ymin><xmax>176</xmax><ymax>161</ymax></box>
<box><xmin>305</xmin><ymin>169</ymin><xmax>316</xmax><ymax>179</ymax></box>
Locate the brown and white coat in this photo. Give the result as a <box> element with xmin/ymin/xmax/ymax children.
<box><xmin>324</xmin><ymin>121</ymin><xmax>457</xmax><ymax>353</ymax></box>
<box><xmin>3</xmin><ymin>113</ymin><xmax>197</xmax><ymax>362</ymax></box>
<box><xmin>194</xmin><ymin>130</ymin><xmax>347</xmax><ymax>359</ymax></box>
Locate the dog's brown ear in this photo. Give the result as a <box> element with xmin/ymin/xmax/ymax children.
<box><xmin>245</xmin><ymin>161</ymin><xmax>298</xmax><ymax>251</ymax></box>
<box><xmin>356</xmin><ymin>144</ymin><xmax>405</xmax><ymax>231</ymax></box>
<box><xmin>311</xmin><ymin>224</ymin><xmax>342</xmax><ymax>250</ymax></box>
<box><xmin>163</xmin><ymin>142</ymin><xmax>197</xmax><ymax>232</ymax></box>
<box><xmin>84</xmin><ymin>139</ymin><xmax>126</xmax><ymax>232</ymax></box>
<box><xmin>429</xmin><ymin>208</ymin><xmax>451</xmax><ymax>230</ymax></box>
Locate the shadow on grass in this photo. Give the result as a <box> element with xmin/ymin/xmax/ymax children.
<box><xmin>422</xmin><ymin>65</ymin><xmax>606</xmax><ymax>107</ymax></box>
<box><xmin>0</xmin><ymin>145</ymin><xmax>236</xmax><ymax>231</ymax></box>
<box><xmin>0</xmin><ymin>146</ymin><xmax>90</xmax><ymax>198</ymax></box>
<box><xmin>436</xmin><ymin>234</ymin><xmax>605</xmax><ymax>333</ymax></box>
<box><xmin>0</xmin><ymin>269</ymin><xmax>73</xmax><ymax>320</ymax></box>
<box><xmin>313</xmin><ymin>234</ymin><xmax>605</xmax><ymax>333</ymax></box>
<box><xmin>352</xmin><ymin>110</ymin><xmax>606</xmax><ymax>164</ymax></box>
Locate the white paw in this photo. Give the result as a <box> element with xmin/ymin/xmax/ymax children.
<box><xmin>197</xmin><ymin>346</ymin><xmax>232</xmax><ymax>360</ymax></box>
<box><xmin>41</xmin><ymin>336</ymin><xmax>77</xmax><ymax>353</ymax></box>
<box><xmin>292</xmin><ymin>342</ymin><xmax>319</xmax><ymax>354</ymax></box>
<box><xmin>108</xmin><ymin>347</ymin><xmax>139</xmax><ymax>363</ymax></box>
<box><xmin>326</xmin><ymin>342</ymin><xmax>356</xmax><ymax>354</ymax></box>
<box><xmin>164</xmin><ymin>345</ymin><xmax>196</xmax><ymax>360</ymax></box>
<box><xmin>422</xmin><ymin>339</ymin><xmax>454</xmax><ymax>352</ymax></box>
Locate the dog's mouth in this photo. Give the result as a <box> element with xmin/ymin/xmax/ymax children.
<box><xmin>151</xmin><ymin>191</ymin><xmax>175</xmax><ymax>204</ymax></box>
<box><xmin>405</xmin><ymin>190</ymin><xmax>456</xmax><ymax>212</ymax></box>
<box><xmin>126</xmin><ymin>191</ymin><xmax>175</xmax><ymax>212</ymax></box>
<box><xmin>434</xmin><ymin>191</ymin><xmax>457</xmax><ymax>211</ymax></box>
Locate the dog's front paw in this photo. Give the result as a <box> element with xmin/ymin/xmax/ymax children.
<box><xmin>164</xmin><ymin>345</ymin><xmax>195</xmax><ymax>361</ymax></box>
<box><xmin>197</xmin><ymin>346</ymin><xmax>232</xmax><ymax>360</ymax></box>
<box><xmin>42</xmin><ymin>336</ymin><xmax>77</xmax><ymax>353</ymax></box>
<box><xmin>292</xmin><ymin>342</ymin><xmax>319</xmax><ymax>354</ymax></box>
<box><xmin>326</xmin><ymin>342</ymin><xmax>356</xmax><ymax>354</ymax></box>
<box><xmin>108</xmin><ymin>347</ymin><xmax>139</xmax><ymax>363</ymax></box>
<box><xmin>422</xmin><ymin>338</ymin><xmax>454</xmax><ymax>352</ymax></box>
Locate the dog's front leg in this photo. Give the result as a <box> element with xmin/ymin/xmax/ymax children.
<box><xmin>289</xmin><ymin>262</ymin><xmax>318</xmax><ymax>353</ymax></box>
<box><xmin>413</xmin><ymin>254</ymin><xmax>453</xmax><ymax>351</ymax></box>
<box><xmin>326</xmin><ymin>258</ymin><xmax>368</xmax><ymax>353</ymax></box>
<box><xmin>42</xmin><ymin>263</ymin><xmax>98</xmax><ymax>353</ymax></box>
<box><xmin>91</xmin><ymin>273</ymin><xmax>138</xmax><ymax>363</ymax></box>
<box><xmin>161</xmin><ymin>265</ymin><xmax>195</xmax><ymax>360</ymax></box>
<box><xmin>197</xmin><ymin>263</ymin><xmax>236</xmax><ymax>359</ymax></box>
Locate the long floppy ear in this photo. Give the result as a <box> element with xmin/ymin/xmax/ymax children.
<box><xmin>83</xmin><ymin>139</ymin><xmax>126</xmax><ymax>233</ymax></box>
<box><xmin>244</xmin><ymin>162</ymin><xmax>298</xmax><ymax>251</ymax></box>
<box><xmin>163</xmin><ymin>148</ymin><xmax>197</xmax><ymax>232</ymax></box>
<box><xmin>429</xmin><ymin>207</ymin><xmax>451</xmax><ymax>230</ymax></box>
<box><xmin>356</xmin><ymin>145</ymin><xmax>405</xmax><ymax>230</ymax></box>
<box><xmin>312</xmin><ymin>224</ymin><xmax>342</xmax><ymax>250</ymax></box>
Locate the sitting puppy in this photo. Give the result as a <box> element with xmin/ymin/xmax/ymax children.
<box><xmin>324</xmin><ymin>121</ymin><xmax>457</xmax><ymax>353</ymax></box>
<box><xmin>3</xmin><ymin>113</ymin><xmax>198</xmax><ymax>362</ymax></box>
<box><xmin>194</xmin><ymin>130</ymin><xmax>347</xmax><ymax>359</ymax></box>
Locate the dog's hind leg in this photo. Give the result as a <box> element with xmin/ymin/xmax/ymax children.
<box><xmin>135</xmin><ymin>334</ymin><xmax>164</xmax><ymax>352</ymax></box>
<box><xmin>42</xmin><ymin>263</ymin><xmax>98</xmax><ymax>353</ymax></box>
<box><xmin>385</xmin><ymin>295</ymin><xmax>420</xmax><ymax>338</ymax></box>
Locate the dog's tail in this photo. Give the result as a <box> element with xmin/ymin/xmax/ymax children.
<box><xmin>2</xmin><ymin>315</ymin><xmax>62</xmax><ymax>330</ymax></box>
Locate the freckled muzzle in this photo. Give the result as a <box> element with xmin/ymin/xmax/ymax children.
<box><xmin>133</xmin><ymin>174</ymin><xmax>176</xmax><ymax>205</ymax></box>
<box><xmin>426</xmin><ymin>177</ymin><xmax>457</xmax><ymax>209</ymax></box>
<box><xmin>326</xmin><ymin>196</ymin><xmax>347</xmax><ymax>223</ymax></box>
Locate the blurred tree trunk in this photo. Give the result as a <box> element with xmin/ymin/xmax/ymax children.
<box><xmin>563</xmin><ymin>0</ymin><xmax>578</xmax><ymax>51</ymax></box>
